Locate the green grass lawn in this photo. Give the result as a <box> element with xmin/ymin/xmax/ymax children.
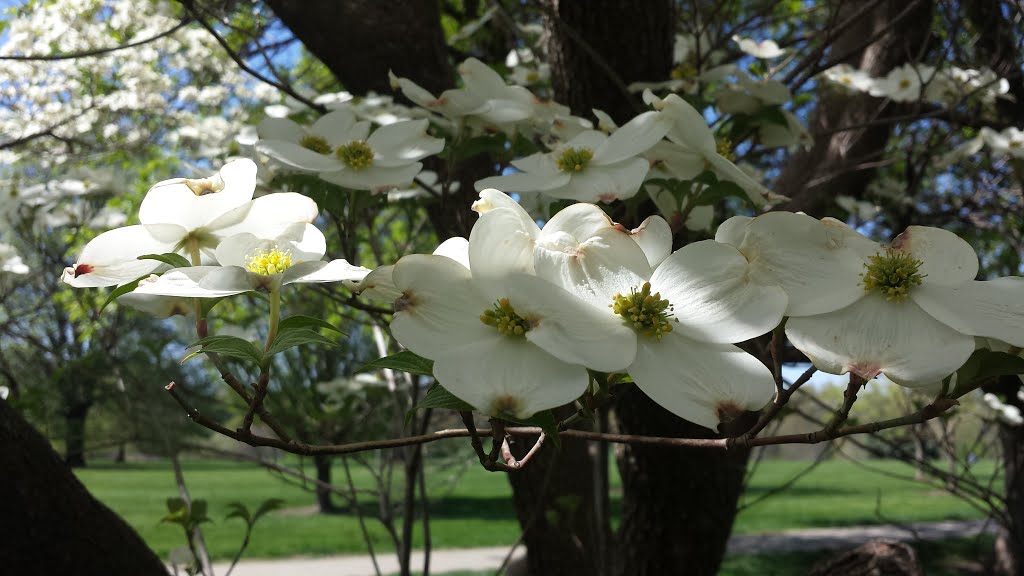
<box><xmin>75</xmin><ymin>448</ymin><xmax>998</xmax><ymax>562</ymax></box>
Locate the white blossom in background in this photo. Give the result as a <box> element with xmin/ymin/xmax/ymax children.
<box><xmin>869</xmin><ymin>64</ymin><xmax>928</xmax><ymax>102</ymax></box>
<box><xmin>256</xmin><ymin>108</ymin><xmax>444</xmax><ymax>191</ymax></box>
<box><xmin>982</xmin><ymin>127</ymin><xmax>1024</xmax><ymax>159</ymax></box>
<box><xmin>732</xmin><ymin>35</ymin><xmax>786</xmax><ymax>59</ymax></box>
<box><xmin>983</xmin><ymin>393</ymin><xmax>1024</xmax><ymax>426</ymax></box>
<box><xmin>475</xmin><ymin>111</ymin><xmax>671</xmax><ymax>203</ymax></box>
<box><xmin>822</xmin><ymin>65</ymin><xmax>876</xmax><ymax>92</ymax></box>
<box><xmin>0</xmin><ymin>244</ymin><xmax>29</xmax><ymax>275</ymax></box>
<box><xmin>715</xmin><ymin>77</ymin><xmax>792</xmax><ymax>115</ymax></box>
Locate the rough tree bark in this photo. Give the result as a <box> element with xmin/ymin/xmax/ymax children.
<box><xmin>0</xmin><ymin>399</ymin><xmax>167</xmax><ymax>575</ymax></box>
<box><xmin>313</xmin><ymin>454</ymin><xmax>337</xmax><ymax>513</ymax></box>
<box><xmin>775</xmin><ymin>0</ymin><xmax>934</xmax><ymax>217</ymax></box>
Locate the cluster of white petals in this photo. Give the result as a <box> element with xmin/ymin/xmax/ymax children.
<box><xmin>718</xmin><ymin>213</ymin><xmax>1024</xmax><ymax>387</ymax></box>
<box><xmin>62</xmin><ymin>158</ymin><xmax>370</xmax><ymax>315</ymax></box>
<box><xmin>256</xmin><ymin>107</ymin><xmax>444</xmax><ymax>192</ymax></box>
<box><xmin>369</xmin><ymin>189</ymin><xmax>784</xmax><ymax>430</ymax></box>
<box><xmin>823</xmin><ymin>63</ymin><xmax>1010</xmax><ymax>105</ymax></box>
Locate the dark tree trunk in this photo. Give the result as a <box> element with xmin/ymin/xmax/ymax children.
<box><xmin>775</xmin><ymin>0</ymin><xmax>934</xmax><ymax>217</ymax></box>
<box><xmin>545</xmin><ymin>0</ymin><xmax>675</xmax><ymax>123</ymax></box>
<box><xmin>64</xmin><ymin>402</ymin><xmax>90</xmax><ymax>468</ymax></box>
<box><xmin>614</xmin><ymin>388</ymin><xmax>750</xmax><ymax>576</ymax></box>
<box><xmin>265</xmin><ymin>0</ymin><xmax>454</xmax><ymax>95</ymax></box>
<box><xmin>507</xmin><ymin>431</ymin><xmax>602</xmax><ymax>575</ymax></box>
<box><xmin>0</xmin><ymin>399</ymin><xmax>167</xmax><ymax>575</ymax></box>
<box><xmin>313</xmin><ymin>454</ymin><xmax>337</xmax><ymax>513</ymax></box>
<box><xmin>996</xmin><ymin>413</ymin><xmax>1024</xmax><ymax>575</ymax></box>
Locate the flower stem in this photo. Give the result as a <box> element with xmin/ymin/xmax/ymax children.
<box><xmin>265</xmin><ymin>288</ymin><xmax>281</xmax><ymax>352</ymax></box>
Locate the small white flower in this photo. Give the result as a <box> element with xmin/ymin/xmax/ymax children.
<box><xmin>732</xmin><ymin>35</ymin><xmax>786</xmax><ymax>59</ymax></box>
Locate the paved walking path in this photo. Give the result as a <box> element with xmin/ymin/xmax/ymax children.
<box><xmin>211</xmin><ymin>519</ymin><xmax>994</xmax><ymax>576</ymax></box>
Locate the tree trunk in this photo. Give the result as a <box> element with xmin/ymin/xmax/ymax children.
<box><xmin>614</xmin><ymin>388</ymin><xmax>750</xmax><ymax>576</ymax></box>
<box><xmin>0</xmin><ymin>399</ymin><xmax>167</xmax><ymax>575</ymax></box>
<box><xmin>995</xmin><ymin>420</ymin><xmax>1024</xmax><ymax>576</ymax></box>
<box><xmin>313</xmin><ymin>454</ymin><xmax>337</xmax><ymax>513</ymax></box>
<box><xmin>64</xmin><ymin>402</ymin><xmax>89</xmax><ymax>468</ymax></box>
<box><xmin>775</xmin><ymin>0</ymin><xmax>934</xmax><ymax>217</ymax></box>
<box><xmin>507</xmin><ymin>430</ymin><xmax>602</xmax><ymax>576</ymax></box>
<box><xmin>265</xmin><ymin>0</ymin><xmax>453</xmax><ymax>95</ymax></box>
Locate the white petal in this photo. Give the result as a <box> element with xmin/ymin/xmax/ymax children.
<box><xmin>502</xmin><ymin>274</ymin><xmax>637</xmax><ymax>372</ymax></box>
<box><xmin>912</xmin><ymin>278</ymin><xmax>1024</xmax><ymax>347</ymax></box>
<box><xmin>63</xmin><ymin>225</ymin><xmax>183</xmax><ymax>288</ymax></box>
<box><xmin>139</xmin><ymin>159</ymin><xmax>257</xmax><ymax>229</ymax></box>
<box><xmin>257</xmin><ymin>117</ymin><xmax>306</xmax><ymax>142</ymax></box>
<box><xmin>652</xmin><ymin>240</ymin><xmax>787</xmax><ymax>343</ymax></box>
<box><xmin>628</xmin><ymin>332</ymin><xmax>775</xmax><ymax>430</ymax></box>
<box><xmin>684</xmin><ymin>205</ymin><xmax>714</xmax><ymax>231</ymax></box>
<box><xmin>345</xmin><ymin>265</ymin><xmax>401</xmax><ymax>305</ymax></box>
<box><xmin>552</xmin><ymin>160</ymin><xmax>649</xmax><ymax>203</ymax></box>
<box><xmin>510</xmin><ymin>153</ymin><xmax>562</xmax><ymax>176</ymax></box>
<box><xmin>891</xmin><ymin>226</ymin><xmax>979</xmax><ymax>286</ymax></box>
<box><xmin>207</xmin><ymin>193</ymin><xmax>319</xmax><ymax>240</ymax></box>
<box><xmin>367</xmin><ymin>119</ymin><xmax>445</xmax><ymax>165</ymax></box>
<box><xmin>593</xmin><ymin>111</ymin><xmax>672</xmax><ymax>165</ymax></box>
<box><xmin>432</xmin><ymin>237</ymin><xmax>470</xmax><ymax>268</ymax></box>
<box><xmin>320</xmin><ymin>163</ymin><xmax>423</xmax><ymax>191</ymax></box>
<box><xmin>657</xmin><ymin>94</ymin><xmax>717</xmax><ymax>153</ymax></box>
<box><xmin>390</xmin><ymin>254</ymin><xmax>495</xmax><ymax>360</ymax></box>
<box><xmin>133</xmin><ymin>266</ymin><xmax>249</xmax><ymax>298</ymax></box>
<box><xmin>474</xmin><ymin>170</ymin><xmax>571</xmax><ymax>194</ymax></box>
<box><xmin>312</xmin><ymin>109</ymin><xmax>358</xmax><ymax>146</ymax></box>
<box><xmin>714</xmin><ymin>215</ymin><xmax>753</xmax><ymax>247</ymax></box>
<box><xmin>458</xmin><ymin>57</ymin><xmax>512</xmax><ymax>100</ymax></box>
<box><xmin>117</xmin><ymin>293</ymin><xmax>192</xmax><ymax>319</ymax></box>
<box><xmin>431</xmin><ymin>338</ymin><xmax>588</xmax><ymax>418</ymax></box>
<box><xmin>704</xmin><ymin>153</ymin><xmax>777</xmax><ymax>207</ymax></box>
<box><xmin>284</xmin><ymin>258</ymin><xmax>371</xmax><ymax>285</ymax></box>
<box><xmin>469</xmin><ymin>207</ymin><xmax>537</xmax><ymax>278</ymax></box>
<box><xmin>630</xmin><ymin>215</ymin><xmax>672</xmax><ymax>267</ymax></box>
<box><xmin>737</xmin><ymin>212</ymin><xmax>879</xmax><ymax>317</ymax></box>
<box><xmin>389</xmin><ymin>72</ymin><xmax>438</xmax><ymax>109</ymax></box>
<box><xmin>786</xmin><ymin>294</ymin><xmax>976</xmax><ymax>386</ymax></box>
<box><xmin>256</xmin><ymin>140</ymin><xmax>342</xmax><ymax>172</ymax></box>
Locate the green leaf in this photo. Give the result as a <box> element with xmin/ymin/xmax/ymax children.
<box><xmin>358</xmin><ymin>350</ymin><xmax>434</xmax><ymax>377</ymax></box>
<box><xmin>100</xmin><ymin>274</ymin><xmax>149</xmax><ymax>312</ymax></box>
<box><xmin>265</xmin><ymin>328</ymin><xmax>337</xmax><ymax>357</ymax></box>
<box><xmin>190</xmin><ymin>500</ymin><xmax>211</xmax><ymax>524</ymax></box>
<box><xmin>416</xmin><ymin>382</ymin><xmax>475</xmax><ymax>411</ymax></box>
<box><xmin>161</xmin><ymin>497</ymin><xmax>189</xmax><ymax>526</ymax></box>
<box><xmin>278</xmin><ymin>315</ymin><xmax>344</xmax><ymax>334</ymax></box>
<box><xmin>138</xmin><ymin>252</ymin><xmax>191</xmax><ymax>268</ymax></box>
<box><xmin>949</xmin><ymin>349</ymin><xmax>1024</xmax><ymax>398</ymax></box>
<box><xmin>451</xmin><ymin>133</ymin><xmax>507</xmax><ymax>161</ymax></box>
<box><xmin>224</xmin><ymin>502</ymin><xmax>251</xmax><ymax>524</ymax></box>
<box><xmin>695</xmin><ymin>180</ymin><xmax>748</xmax><ymax>206</ymax></box>
<box><xmin>753</xmin><ymin>106</ymin><xmax>790</xmax><ymax>128</ymax></box>
<box><xmin>184</xmin><ymin>335</ymin><xmax>264</xmax><ymax>366</ymax></box>
<box><xmin>252</xmin><ymin>498</ymin><xmax>286</xmax><ymax>522</ymax></box>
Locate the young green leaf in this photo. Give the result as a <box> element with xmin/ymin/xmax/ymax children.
<box><xmin>184</xmin><ymin>335</ymin><xmax>264</xmax><ymax>366</ymax></box>
<box><xmin>358</xmin><ymin>350</ymin><xmax>434</xmax><ymax>377</ymax></box>
<box><xmin>138</xmin><ymin>252</ymin><xmax>192</xmax><ymax>268</ymax></box>
<box><xmin>278</xmin><ymin>315</ymin><xmax>344</xmax><ymax>334</ymax></box>
<box><xmin>264</xmin><ymin>328</ymin><xmax>337</xmax><ymax>357</ymax></box>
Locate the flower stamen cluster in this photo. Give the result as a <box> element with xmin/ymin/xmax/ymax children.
<box><xmin>716</xmin><ymin>137</ymin><xmax>735</xmax><ymax>162</ymax></box>
<box><xmin>611</xmin><ymin>282</ymin><xmax>676</xmax><ymax>340</ymax></box>
<box><xmin>860</xmin><ymin>249</ymin><xmax>925</xmax><ymax>301</ymax></box>
<box><xmin>480</xmin><ymin>298</ymin><xmax>531</xmax><ymax>337</ymax></box>
<box><xmin>556</xmin><ymin>147</ymin><xmax>594</xmax><ymax>172</ymax></box>
<box><xmin>247</xmin><ymin>247</ymin><xmax>293</xmax><ymax>275</ymax></box>
<box><xmin>300</xmin><ymin>135</ymin><xmax>333</xmax><ymax>155</ymax></box>
<box><xmin>335</xmin><ymin>140</ymin><xmax>374</xmax><ymax>170</ymax></box>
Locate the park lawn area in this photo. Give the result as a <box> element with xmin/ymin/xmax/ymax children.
<box><xmin>76</xmin><ymin>450</ymin><xmax>998</xmax><ymax>561</ymax></box>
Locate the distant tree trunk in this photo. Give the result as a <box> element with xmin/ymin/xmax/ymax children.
<box><xmin>614</xmin><ymin>388</ymin><xmax>750</xmax><ymax>576</ymax></box>
<box><xmin>995</xmin><ymin>420</ymin><xmax>1024</xmax><ymax>576</ymax></box>
<box><xmin>313</xmin><ymin>454</ymin><xmax>336</xmax><ymax>513</ymax></box>
<box><xmin>63</xmin><ymin>402</ymin><xmax>90</xmax><ymax>468</ymax></box>
<box><xmin>0</xmin><ymin>399</ymin><xmax>167</xmax><ymax>575</ymax></box>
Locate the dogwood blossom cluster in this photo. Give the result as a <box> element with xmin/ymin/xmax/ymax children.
<box><xmin>822</xmin><ymin>63</ymin><xmax>1010</xmax><ymax>105</ymax></box>
<box><xmin>341</xmin><ymin>191</ymin><xmax>1024</xmax><ymax>429</ymax></box>
<box><xmin>61</xmin><ymin>159</ymin><xmax>370</xmax><ymax>312</ymax></box>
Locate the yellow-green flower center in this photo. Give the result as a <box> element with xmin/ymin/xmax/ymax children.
<box><xmin>489</xmin><ymin>394</ymin><xmax>524</xmax><ymax>417</ymax></box>
<box><xmin>861</xmin><ymin>249</ymin><xmax>925</xmax><ymax>302</ymax></box>
<box><xmin>898</xmin><ymin>78</ymin><xmax>912</xmax><ymax>90</ymax></box>
<box><xmin>300</xmin><ymin>134</ymin><xmax>332</xmax><ymax>155</ymax></box>
<box><xmin>611</xmin><ymin>282</ymin><xmax>676</xmax><ymax>340</ymax></box>
<box><xmin>247</xmin><ymin>248</ymin><xmax>293</xmax><ymax>275</ymax></box>
<box><xmin>556</xmin><ymin>147</ymin><xmax>594</xmax><ymax>173</ymax></box>
<box><xmin>671</xmin><ymin>62</ymin><xmax>697</xmax><ymax>80</ymax></box>
<box><xmin>480</xmin><ymin>298</ymin><xmax>531</xmax><ymax>337</ymax></box>
<box><xmin>335</xmin><ymin>140</ymin><xmax>374</xmax><ymax>170</ymax></box>
<box><xmin>716</xmin><ymin>137</ymin><xmax>735</xmax><ymax>162</ymax></box>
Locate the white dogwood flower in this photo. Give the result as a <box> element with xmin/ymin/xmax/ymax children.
<box><xmin>474</xmin><ymin>111</ymin><xmax>671</xmax><ymax>202</ymax></box>
<box><xmin>732</xmin><ymin>35</ymin><xmax>786</xmax><ymax>59</ymax></box>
